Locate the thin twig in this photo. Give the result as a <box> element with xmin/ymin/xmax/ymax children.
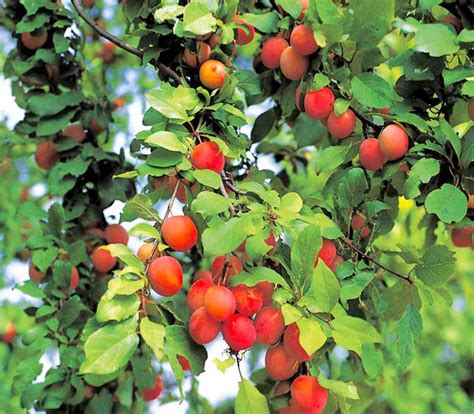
<box><xmin>341</xmin><ymin>237</ymin><xmax>414</xmax><ymax>284</ymax></box>
<box><xmin>70</xmin><ymin>0</ymin><xmax>181</xmax><ymax>83</ymax></box>
<box><xmin>235</xmin><ymin>355</ymin><xmax>244</xmax><ymax>381</ymax></box>
<box><xmin>351</xmin><ymin>108</ymin><xmax>380</xmax><ymax>132</ymax></box>
<box><xmin>219</xmin><ymin>181</ymin><xmax>237</xmax><ymax>216</ymax></box>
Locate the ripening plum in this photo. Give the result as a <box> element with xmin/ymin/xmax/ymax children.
<box><xmin>189</xmin><ymin>306</ymin><xmax>221</xmax><ymax>344</ymax></box>
<box><xmin>137</xmin><ymin>242</ymin><xmax>159</xmax><ymax>262</ymax></box>
<box><xmin>89</xmin><ymin>119</ymin><xmax>105</xmax><ymax>136</ymax></box>
<box><xmin>468</xmin><ymin>194</ymin><xmax>474</xmax><ymax>209</ymax></box>
<box><xmin>194</xmin><ymin>269</ymin><xmax>213</xmax><ymax>282</ymax></box>
<box><xmin>295</xmin><ymin>85</ymin><xmax>303</xmax><ymax>111</ymax></box>
<box><xmin>329</xmin><ymin>255</ymin><xmax>344</xmax><ymax>272</ymax></box>
<box><xmin>359</xmin><ymin>138</ymin><xmax>385</xmax><ymax>171</ymax></box>
<box><xmin>161</xmin><ymin>215</ymin><xmax>198</xmax><ymax>251</ymax></box>
<box><xmin>211</xmin><ymin>255</ymin><xmax>243</xmax><ymax>280</ymax></box>
<box><xmin>100</xmin><ymin>42</ymin><xmax>116</xmax><ymax>64</ymax></box>
<box><xmin>265</xmin><ymin>343</ymin><xmax>300</xmax><ymax>381</ymax></box>
<box><xmin>280</xmin><ymin>47</ymin><xmax>309</xmax><ymax>81</ymax></box>
<box><xmin>451</xmin><ymin>227</ymin><xmax>473</xmax><ymax>249</ymax></box>
<box><xmin>183</xmin><ymin>41</ymin><xmax>212</xmax><ymax>68</ymax></box>
<box><xmin>261</xmin><ymin>36</ymin><xmax>289</xmax><ymax>69</ymax></box>
<box><xmin>234</xmin><ymin>17</ymin><xmax>255</xmax><ymax>45</ymax></box>
<box><xmin>105</xmin><ymin>224</ymin><xmax>129</xmax><ymax>245</ymax></box>
<box><xmin>35</xmin><ymin>141</ymin><xmax>59</xmax><ymax>170</ymax></box>
<box><xmin>147</xmin><ymin>256</ymin><xmax>183</xmax><ymax>297</ymax></box>
<box><xmin>231</xmin><ymin>284</ymin><xmax>263</xmax><ymax>316</ymax></box>
<box><xmin>255</xmin><ymin>306</ymin><xmax>285</xmax><ymax>345</ymax></box>
<box><xmin>304</xmin><ymin>87</ymin><xmax>335</xmax><ymax>120</ymax></box>
<box><xmin>204</xmin><ymin>285</ymin><xmax>236</xmax><ymax>321</ymax></box>
<box><xmin>351</xmin><ymin>213</ymin><xmax>370</xmax><ymax>238</ymax></box>
<box><xmin>298</xmin><ymin>0</ymin><xmax>309</xmax><ymax>19</ymax></box>
<box><xmin>177</xmin><ymin>355</ymin><xmax>191</xmax><ymax>371</ymax></box>
<box><xmin>199</xmin><ymin>59</ymin><xmax>226</xmax><ymax>89</ymax></box>
<box><xmin>257</xmin><ymin>281</ymin><xmax>274</xmax><ymax>306</ymax></box>
<box><xmin>142</xmin><ymin>376</ymin><xmax>163</xmax><ymax>402</ymax></box>
<box><xmin>187</xmin><ymin>279</ymin><xmax>213</xmax><ymax>312</ymax></box>
<box><xmin>1</xmin><ymin>322</ymin><xmax>16</xmax><ymax>344</ymax></box>
<box><xmin>327</xmin><ymin>109</ymin><xmax>356</xmax><ymax>139</ymax></box>
<box><xmin>92</xmin><ymin>246</ymin><xmax>117</xmax><ymax>273</ymax></box>
<box><xmin>29</xmin><ymin>262</ymin><xmax>45</xmax><ymax>282</ymax></box>
<box><xmin>315</xmin><ymin>238</ymin><xmax>336</xmax><ymax>267</ymax></box>
<box><xmin>69</xmin><ymin>266</ymin><xmax>79</xmax><ymax>290</ymax></box>
<box><xmin>222</xmin><ymin>314</ymin><xmax>256</xmax><ymax>351</ymax></box>
<box><xmin>21</xmin><ymin>31</ymin><xmax>48</xmax><ymax>50</ymax></box>
<box><xmin>291</xmin><ymin>375</ymin><xmax>328</xmax><ymax>414</ymax></box>
<box><xmin>290</xmin><ymin>25</ymin><xmax>319</xmax><ymax>56</ymax></box>
<box><xmin>378</xmin><ymin>124</ymin><xmax>409</xmax><ymax>160</ymax></box>
<box><xmin>191</xmin><ymin>141</ymin><xmax>225</xmax><ymax>174</ymax></box>
<box><xmin>283</xmin><ymin>322</ymin><xmax>315</xmax><ymax>362</ymax></box>
<box><xmin>63</xmin><ymin>125</ymin><xmax>86</xmax><ymax>143</ymax></box>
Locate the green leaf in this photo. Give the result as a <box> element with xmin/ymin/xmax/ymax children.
<box><xmin>415</xmin><ymin>23</ymin><xmax>459</xmax><ymax>57</ymax></box>
<box><xmin>315</xmin><ymin>145</ymin><xmax>352</xmax><ymax>174</ymax></box>
<box><xmin>337</xmin><ymin>168</ymin><xmax>368</xmax><ymax>208</ymax></box>
<box><xmin>291</xmin><ymin>225</ymin><xmax>322</xmax><ymax>289</ymax></box>
<box><xmin>122</xmin><ymin>195</ymin><xmax>160</xmax><ymax>222</ymax></box>
<box><xmin>403</xmin><ymin>158</ymin><xmax>440</xmax><ymax>199</ymax></box>
<box><xmin>154</xmin><ymin>5</ymin><xmax>184</xmax><ymax>23</ymax></box>
<box><xmin>280</xmin><ymin>192</ymin><xmax>303</xmax><ymax>215</ymax></box>
<box><xmin>310</xmin><ymin>261</ymin><xmax>340</xmax><ymax>312</ymax></box>
<box><xmin>192</xmin><ymin>169</ymin><xmax>222</xmax><ymax>189</ymax></box>
<box><xmin>128</xmin><ymin>223</ymin><xmax>160</xmax><ymax>239</ymax></box>
<box><xmin>235</xmin><ymin>379</ymin><xmax>269</xmax><ymax>414</ymax></box>
<box><xmin>145</xmin><ymin>131</ymin><xmax>187</xmax><ymax>153</ymax></box>
<box><xmin>398</xmin><ymin>304</ymin><xmax>423</xmax><ymax>369</ymax></box>
<box><xmin>107</xmin><ymin>277</ymin><xmax>144</xmax><ymax>296</ymax></box>
<box><xmin>80</xmin><ymin>317</ymin><xmax>139</xmax><ymax>375</ymax></box>
<box><xmin>146</xmin><ymin>85</ymin><xmax>199</xmax><ymax>121</ymax></box>
<box><xmin>425</xmin><ymin>184</ymin><xmax>467</xmax><ymax>223</ymax></box>
<box><xmin>32</xmin><ymin>247</ymin><xmax>58</xmax><ymax>273</ymax></box>
<box><xmin>140</xmin><ymin>317</ymin><xmax>166</xmax><ymax>360</ymax></box>
<box><xmin>96</xmin><ymin>295</ymin><xmax>140</xmax><ymax>323</ymax></box>
<box><xmin>191</xmin><ymin>191</ymin><xmax>232</xmax><ymax>216</ymax></box>
<box><xmin>313</xmin><ymin>214</ymin><xmax>344</xmax><ymax>239</ymax></box>
<box><xmin>28</xmin><ymin>91</ymin><xmax>84</xmax><ymax>117</ymax></box>
<box><xmin>281</xmin><ymin>304</ymin><xmax>303</xmax><ymax>325</ymax></box>
<box><xmin>183</xmin><ymin>2</ymin><xmax>217</xmax><ymax>35</ymax></box>
<box><xmin>48</xmin><ymin>202</ymin><xmax>64</xmax><ymax>240</ymax></box>
<box><xmin>414</xmin><ymin>245</ymin><xmax>455</xmax><ymax>286</ymax></box>
<box><xmin>318</xmin><ymin>375</ymin><xmax>359</xmax><ymax>400</ymax></box>
<box><xmin>361</xmin><ymin>344</ymin><xmax>383</xmax><ymax>378</ymax></box>
<box><xmin>148</xmin><ymin>148</ymin><xmax>183</xmax><ymax>168</ymax></box>
<box><xmin>340</xmin><ymin>271</ymin><xmax>374</xmax><ymax>307</ymax></box>
<box><xmin>332</xmin><ymin>315</ymin><xmax>382</xmax><ymax>354</ymax></box>
<box><xmin>103</xmin><ymin>244</ymin><xmax>145</xmax><ymax>272</ymax></box>
<box><xmin>230</xmin><ymin>267</ymin><xmax>290</xmax><ymax>289</ymax></box>
<box><xmin>213</xmin><ymin>357</ymin><xmax>235</xmax><ymax>373</ymax></box>
<box><xmin>296</xmin><ymin>318</ymin><xmax>327</xmax><ymax>355</ymax></box>
<box><xmin>352</xmin><ymin>73</ymin><xmax>394</xmax><ymax>108</ymax></box>
<box><xmin>276</xmin><ymin>0</ymin><xmax>302</xmax><ymax>19</ymax></box>
<box><xmin>239</xmin><ymin>12</ymin><xmax>279</xmax><ymax>33</ymax></box>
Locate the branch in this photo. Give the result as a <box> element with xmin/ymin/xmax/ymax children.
<box><xmin>71</xmin><ymin>0</ymin><xmax>181</xmax><ymax>84</ymax></box>
<box><xmin>341</xmin><ymin>237</ymin><xmax>414</xmax><ymax>284</ymax></box>
<box><xmin>219</xmin><ymin>181</ymin><xmax>237</xmax><ymax>216</ymax></box>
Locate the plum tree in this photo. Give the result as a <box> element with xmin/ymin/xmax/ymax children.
<box><xmin>161</xmin><ymin>215</ymin><xmax>198</xmax><ymax>251</ymax></box>
<box><xmin>265</xmin><ymin>343</ymin><xmax>300</xmax><ymax>381</ymax></box>
<box><xmin>35</xmin><ymin>141</ymin><xmax>59</xmax><ymax>170</ymax></box>
<box><xmin>283</xmin><ymin>323</ymin><xmax>315</xmax><ymax>362</ymax></box>
<box><xmin>187</xmin><ymin>279</ymin><xmax>213</xmax><ymax>312</ymax></box>
<box><xmin>280</xmin><ymin>46</ymin><xmax>309</xmax><ymax>81</ymax></box>
<box><xmin>327</xmin><ymin>109</ymin><xmax>356</xmax><ymax>139</ymax></box>
<box><xmin>290</xmin><ymin>25</ymin><xmax>319</xmax><ymax>56</ymax></box>
<box><xmin>231</xmin><ymin>284</ymin><xmax>263</xmax><ymax>316</ymax></box>
<box><xmin>104</xmin><ymin>224</ymin><xmax>129</xmax><ymax>245</ymax></box>
<box><xmin>221</xmin><ymin>314</ymin><xmax>256</xmax><ymax>351</ymax></box>
<box><xmin>191</xmin><ymin>141</ymin><xmax>225</xmax><ymax>174</ymax></box>
<box><xmin>304</xmin><ymin>87</ymin><xmax>335</xmax><ymax>120</ymax></box>
<box><xmin>199</xmin><ymin>59</ymin><xmax>226</xmax><ymax>89</ymax></box>
<box><xmin>147</xmin><ymin>256</ymin><xmax>183</xmax><ymax>297</ymax></box>
<box><xmin>359</xmin><ymin>138</ymin><xmax>386</xmax><ymax>171</ymax></box>
<box><xmin>261</xmin><ymin>36</ymin><xmax>289</xmax><ymax>69</ymax></box>
<box><xmin>92</xmin><ymin>247</ymin><xmax>117</xmax><ymax>273</ymax></box>
<box><xmin>189</xmin><ymin>307</ymin><xmax>221</xmax><ymax>345</ymax></box>
<box><xmin>142</xmin><ymin>376</ymin><xmax>163</xmax><ymax>402</ymax></box>
<box><xmin>255</xmin><ymin>306</ymin><xmax>285</xmax><ymax>345</ymax></box>
<box><xmin>290</xmin><ymin>375</ymin><xmax>328</xmax><ymax>414</ymax></box>
<box><xmin>204</xmin><ymin>285</ymin><xmax>236</xmax><ymax>321</ymax></box>
<box><xmin>379</xmin><ymin>124</ymin><xmax>409</xmax><ymax>160</ymax></box>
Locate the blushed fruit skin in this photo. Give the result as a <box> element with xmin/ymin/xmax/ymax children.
<box><xmin>161</xmin><ymin>215</ymin><xmax>198</xmax><ymax>251</ymax></box>
<box><xmin>451</xmin><ymin>227</ymin><xmax>473</xmax><ymax>249</ymax></box>
<box><xmin>329</xmin><ymin>255</ymin><xmax>344</xmax><ymax>272</ymax></box>
<box><xmin>142</xmin><ymin>376</ymin><xmax>163</xmax><ymax>402</ymax></box>
<box><xmin>177</xmin><ymin>355</ymin><xmax>191</xmax><ymax>371</ymax></box>
<box><xmin>290</xmin><ymin>25</ymin><xmax>319</xmax><ymax>56</ymax></box>
<box><xmin>351</xmin><ymin>213</ymin><xmax>370</xmax><ymax>238</ymax></box>
<box><xmin>295</xmin><ymin>85</ymin><xmax>303</xmax><ymax>111</ymax></box>
<box><xmin>261</xmin><ymin>37</ymin><xmax>289</xmax><ymax>69</ymax></box>
<box><xmin>359</xmin><ymin>138</ymin><xmax>385</xmax><ymax>171</ymax></box>
<box><xmin>194</xmin><ymin>269</ymin><xmax>213</xmax><ymax>282</ymax></box>
<box><xmin>189</xmin><ymin>306</ymin><xmax>221</xmax><ymax>344</ymax></box>
<box><xmin>280</xmin><ymin>47</ymin><xmax>309</xmax><ymax>81</ymax></box>
<box><xmin>191</xmin><ymin>141</ymin><xmax>225</xmax><ymax>174</ymax></box>
<box><xmin>147</xmin><ymin>256</ymin><xmax>183</xmax><ymax>297</ymax></box>
<box><xmin>468</xmin><ymin>194</ymin><xmax>474</xmax><ymax>209</ymax></box>
<box><xmin>283</xmin><ymin>323</ymin><xmax>314</xmax><ymax>362</ymax></box>
<box><xmin>21</xmin><ymin>31</ymin><xmax>48</xmax><ymax>50</ymax></box>
<box><xmin>298</xmin><ymin>0</ymin><xmax>309</xmax><ymax>19</ymax></box>
<box><xmin>63</xmin><ymin>125</ymin><xmax>86</xmax><ymax>143</ymax></box>
<box><xmin>29</xmin><ymin>262</ymin><xmax>45</xmax><ymax>282</ymax></box>
<box><xmin>137</xmin><ymin>242</ymin><xmax>159</xmax><ymax>262</ymax></box>
<box><xmin>211</xmin><ymin>255</ymin><xmax>243</xmax><ymax>280</ymax></box>
<box><xmin>199</xmin><ymin>59</ymin><xmax>226</xmax><ymax>89</ymax></box>
<box><xmin>35</xmin><ymin>141</ymin><xmax>59</xmax><ymax>170</ymax></box>
<box><xmin>69</xmin><ymin>266</ymin><xmax>79</xmax><ymax>290</ymax></box>
<box><xmin>234</xmin><ymin>19</ymin><xmax>255</xmax><ymax>45</ymax></box>
<box><xmin>183</xmin><ymin>41</ymin><xmax>212</xmax><ymax>68</ymax></box>
<box><xmin>265</xmin><ymin>343</ymin><xmax>300</xmax><ymax>381</ymax></box>
<box><xmin>187</xmin><ymin>279</ymin><xmax>213</xmax><ymax>312</ymax></box>
<box><xmin>255</xmin><ymin>306</ymin><xmax>285</xmax><ymax>345</ymax></box>
<box><xmin>315</xmin><ymin>238</ymin><xmax>336</xmax><ymax>267</ymax></box>
<box><xmin>222</xmin><ymin>314</ymin><xmax>256</xmax><ymax>351</ymax></box>
<box><xmin>89</xmin><ymin>119</ymin><xmax>105</xmax><ymax>136</ymax></box>
<box><xmin>304</xmin><ymin>87</ymin><xmax>335</xmax><ymax>120</ymax></box>
<box><xmin>327</xmin><ymin>109</ymin><xmax>356</xmax><ymax>139</ymax></box>
<box><xmin>231</xmin><ymin>284</ymin><xmax>263</xmax><ymax>316</ymax></box>
<box><xmin>468</xmin><ymin>98</ymin><xmax>474</xmax><ymax>120</ymax></box>
<box><xmin>105</xmin><ymin>224</ymin><xmax>129</xmax><ymax>245</ymax></box>
<box><xmin>92</xmin><ymin>247</ymin><xmax>117</xmax><ymax>273</ymax></box>
<box><xmin>291</xmin><ymin>375</ymin><xmax>328</xmax><ymax>414</ymax></box>
<box><xmin>257</xmin><ymin>281</ymin><xmax>274</xmax><ymax>306</ymax></box>
<box><xmin>379</xmin><ymin>124</ymin><xmax>409</xmax><ymax>160</ymax></box>
<box><xmin>1</xmin><ymin>322</ymin><xmax>16</xmax><ymax>344</ymax></box>
<box><xmin>204</xmin><ymin>285</ymin><xmax>236</xmax><ymax>321</ymax></box>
